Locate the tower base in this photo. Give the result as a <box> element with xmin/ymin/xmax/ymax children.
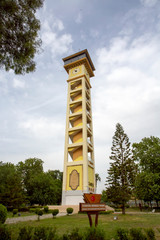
<box><xmin>62</xmin><ymin>190</ymin><xmax>86</xmax><ymax>205</ymax></box>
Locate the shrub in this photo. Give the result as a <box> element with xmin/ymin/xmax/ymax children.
<box><xmin>0</xmin><ymin>204</ymin><xmax>7</xmax><ymax>224</ymax></box>
<box><xmin>130</xmin><ymin>228</ymin><xmax>147</xmax><ymax>240</ymax></box>
<box><xmin>67</xmin><ymin>208</ymin><xmax>73</xmax><ymax>215</ymax></box>
<box><xmin>61</xmin><ymin>228</ymin><xmax>83</xmax><ymax>240</ymax></box>
<box><xmin>115</xmin><ymin>228</ymin><xmax>129</xmax><ymax>240</ymax></box>
<box><xmin>33</xmin><ymin>226</ymin><xmax>47</xmax><ymax>240</ymax></box>
<box><xmin>12</xmin><ymin>209</ymin><xmax>18</xmax><ymax>216</ymax></box>
<box><xmin>44</xmin><ymin>206</ymin><xmax>49</xmax><ymax>213</ymax></box>
<box><xmin>35</xmin><ymin>208</ymin><xmax>40</xmax><ymax>214</ymax></box>
<box><xmin>47</xmin><ymin>227</ymin><xmax>57</xmax><ymax>240</ymax></box>
<box><xmin>18</xmin><ymin>207</ymin><xmax>29</xmax><ymax>212</ymax></box>
<box><xmin>29</xmin><ymin>208</ymin><xmax>36</xmax><ymax>213</ymax></box>
<box><xmin>37</xmin><ymin>209</ymin><xmax>43</xmax><ymax>221</ymax></box>
<box><xmin>114</xmin><ymin>209</ymin><xmax>122</xmax><ymax>212</ymax></box>
<box><xmin>33</xmin><ymin>226</ymin><xmax>57</xmax><ymax>240</ymax></box>
<box><xmin>145</xmin><ymin>228</ymin><xmax>156</xmax><ymax>240</ymax></box>
<box><xmin>0</xmin><ymin>225</ymin><xmax>11</xmax><ymax>240</ymax></box>
<box><xmin>17</xmin><ymin>226</ymin><xmax>33</xmax><ymax>240</ymax></box>
<box><xmin>84</xmin><ymin>227</ymin><xmax>105</xmax><ymax>240</ymax></box>
<box><xmin>52</xmin><ymin>209</ymin><xmax>59</xmax><ymax>217</ymax></box>
<box><xmin>99</xmin><ymin>210</ymin><xmax>114</xmax><ymax>214</ymax></box>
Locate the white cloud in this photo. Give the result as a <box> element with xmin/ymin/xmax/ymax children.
<box><xmin>13</xmin><ymin>78</ymin><xmax>25</xmax><ymax>89</ymax></box>
<box><xmin>140</xmin><ymin>0</ymin><xmax>158</xmax><ymax>7</ymax></box>
<box><xmin>41</xmin><ymin>19</ymin><xmax>73</xmax><ymax>57</ymax></box>
<box><xmin>53</xmin><ymin>19</ymin><xmax>64</xmax><ymax>31</ymax></box>
<box><xmin>19</xmin><ymin>116</ymin><xmax>65</xmax><ymax>140</ymax></box>
<box><xmin>92</xmin><ymin>33</ymin><xmax>160</xmax><ymax>191</ymax></box>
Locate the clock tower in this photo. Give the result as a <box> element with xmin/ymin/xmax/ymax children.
<box><xmin>62</xmin><ymin>49</ymin><xmax>95</xmax><ymax>205</ymax></box>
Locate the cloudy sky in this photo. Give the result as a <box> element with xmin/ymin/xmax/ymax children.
<box><xmin>1</xmin><ymin>0</ymin><xmax>160</xmax><ymax>193</ymax></box>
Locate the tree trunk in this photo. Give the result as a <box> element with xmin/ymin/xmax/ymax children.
<box><xmin>156</xmin><ymin>200</ymin><xmax>159</xmax><ymax>208</ymax></box>
<box><xmin>122</xmin><ymin>204</ymin><xmax>125</xmax><ymax>215</ymax></box>
<box><xmin>135</xmin><ymin>197</ymin><xmax>137</xmax><ymax>207</ymax></box>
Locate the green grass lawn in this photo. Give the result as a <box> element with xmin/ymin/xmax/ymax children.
<box><xmin>6</xmin><ymin>213</ymin><xmax>160</xmax><ymax>240</ymax></box>
<box><xmin>7</xmin><ymin>211</ymin><xmax>36</xmax><ymax>218</ymax></box>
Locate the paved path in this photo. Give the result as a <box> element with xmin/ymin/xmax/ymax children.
<box><xmin>5</xmin><ymin>213</ymin><xmax>66</xmax><ymax>224</ymax></box>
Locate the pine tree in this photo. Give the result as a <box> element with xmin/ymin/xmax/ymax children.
<box><xmin>106</xmin><ymin>123</ymin><xmax>136</xmax><ymax>214</ymax></box>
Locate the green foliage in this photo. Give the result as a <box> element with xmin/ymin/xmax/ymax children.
<box><xmin>28</xmin><ymin>172</ymin><xmax>59</xmax><ymax>205</ymax></box>
<box><xmin>35</xmin><ymin>208</ymin><xmax>40</xmax><ymax>214</ymax></box>
<box><xmin>29</xmin><ymin>208</ymin><xmax>36</xmax><ymax>213</ymax></box>
<box><xmin>84</xmin><ymin>227</ymin><xmax>106</xmax><ymax>240</ymax></box>
<box><xmin>61</xmin><ymin>228</ymin><xmax>83</xmax><ymax>240</ymax></box>
<box><xmin>0</xmin><ymin>204</ymin><xmax>7</xmax><ymax>224</ymax></box>
<box><xmin>130</xmin><ymin>228</ymin><xmax>147</xmax><ymax>240</ymax></box>
<box><xmin>0</xmin><ymin>0</ymin><xmax>44</xmax><ymax>74</ymax></box>
<box><xmin>0</xmin><ymin>162</ymin><xmax>25</xmax><ymax>208</ymax></box>
<box><xmin>67</xmin><ymin>208</ymin><xmax>73</xmax><ymax>215</ymax></box>
<box><xmin>33</xmin><ymin>226</ymin><xmax>56</xmax><ymax>240</ymax></box>
<box><xmin>95</xmin><ymin>173</ymin><xmax>101</xmax><ymax>187</ymax></box>
<box><xmin>18</xmin><ymin>206</ymin><xmax>29</xmax><ymax>212</ymax></box>
<box><xmin>145</xmin><ymin>228</ymin><xmax>156</xmax><ymax>240</ymax></box>
<box><xmin>101</xmin><ymin>190</ymin><xmax>108</xmax><ymax>203</ymax></box>
<box><xmin>37</xmin><ymin>209</ymin><xmax>43</xmax><ymax>221</ymax></box>
<box><xmin>12</xmin><ymin>209</ymin><xmax>18</xmax><ymax>216</ymax></box>
<box><xmin>52</xmin><ymin>209</ymin><xmax>59</xmax><ymax>217</ymax></box>
<box><xmin>44</xmin><ymin>206</ymin><xmax>49</xmax><ymax>213</ymax></box>
<box><xmin>106</xmin><ymin>123</ymin><xmax>137</xmax><ymax>214</ymax></box>
<box><xmin>0</xmin><ymin>225</ymin><xmax>11</xmax><ymax>240</ymax></box>
<box><xmin>48</xmin><ymin>170</ymin><xmax>63</xmax><ymax>181</ymax></box>
<box><xmin>17</xmin><ymin>227</ymin><xmax>33</xmax><ymax>240</ymax></box>
<box><xmin>0</xmin><ymin>159</ymin><xmax>62</xmax><ymax>206</ymax></box>
<box><xmin>47</xmin><ymin>170</ymin><xmax>63</xmax><ymax>205</ymax></box>
<box><xmin>133</xmin><ymin>136</ymin><xmax>160</xmax><ymax>204</ymax></box>
<box><xmin>115</xmin><ymin>228</ymin><xmax>129</xmax><ymax>240</ymax></box>
<box><xmin>17</xmin><ymin>226</ymin><xmax>57</xmax><ymax>240</ymax></box>
<box><xmin>133</xmin><ymin>136</ymin><xmax>160</xmax><ymax>173</ymax></box>
<box><xmin>38</xmin><ymin>209</ymin><xmax>43</xmax><ymax>216</ymax></box>
<box><xmin>115</xmin><ymin>228</ymin><xmax>155</xmax><ymax>240</ymax></box>
<box><xmin>32</xmin><ymin>226</ymin><xmax>46</xmax><ymax>240</ymax></box>
<box><xmin>99</xmin><ymin>210</ymin><xmax>114</xmax><ymax>214</ymax></box>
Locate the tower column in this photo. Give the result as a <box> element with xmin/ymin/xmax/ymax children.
<box><xmin>62</xmin><ymin>49</ymin><xmax>96</xmax><ymax>205</ymax></box>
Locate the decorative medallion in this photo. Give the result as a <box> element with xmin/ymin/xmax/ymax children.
<box><xmin>69</xmin><ymin>169</ymin><xmax>79</xmax><ymax>190</ymax></box>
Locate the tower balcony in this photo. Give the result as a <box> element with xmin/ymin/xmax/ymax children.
<box><xmin>68</xmin><ymin>144</ymin><xmax>83</xmax><ymax>162</ymax></box>
<box><xmin>70</xmin><ymin>100</ymin><xmax>82</xmax><ymax>113</ymax></box>
<box><xmin>70</xmin><ymin>79</ymin><xmax>82</xmax><ymax>91</ymax></box>
<box><xmin>70</xmin><ymin>89</ymin><xmax>82</xmax><ymax>102</ymax></box>
<box><xmin>69</xmin><ymin>114</ymin><xmax>82</xmax><ymax>128</ymax></box>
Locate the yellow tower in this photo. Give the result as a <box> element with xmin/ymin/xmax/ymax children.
<box><xmin>62</xmin><ymin>49</ymin><xmax>95</xmax><ymax>205</ymax></box>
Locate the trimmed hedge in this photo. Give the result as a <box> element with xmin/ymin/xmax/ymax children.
<box><xmin>0</xmin><ymin>204</ymin><xmax>7</xmax><ymax>224</ymax></box>
<box><xmin>66</xmin><ymin>208</ymin><xmax>73</xmax><ymax>215</ymax></box>
<box><xmin>43</xmin><ymin>206</ymin><xmax>49</xmax><ymax>213</ymax></box>
<box><xmin>12</xmin><ymin>209</ymin><xmax>18</xmax><ymax>216</ymax></box>
<box><xmin>52</xmin><ymin>209</ymin><xmax>59</xmax><ymax>217</ymax></box>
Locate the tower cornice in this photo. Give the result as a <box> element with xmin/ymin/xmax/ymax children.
<box><xmin>63</xmin><ymin>49</ymin><xmax>95</xmax><ymax>78</ymax></box>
